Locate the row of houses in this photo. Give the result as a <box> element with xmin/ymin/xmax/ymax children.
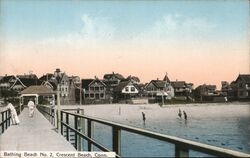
<box><xmin>221</xmin><ymin>74</ymin><xmax>250</xmax><ymax>101</ymax></box>
<box><xmin>0</xmin><ymin>69</ymin><xmax>80</xmax><ymax>105</ymax></box>
<box><xmin>0</xmin><ymin>69</ymin><xmax>250</xmax><ymax>104</ymax></box>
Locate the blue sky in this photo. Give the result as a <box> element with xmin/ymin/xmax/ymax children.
<box><xmin>1</xmin><ymin>0</ymin><xmax>248</xmax><ymax>41</ymax></box>
<box><xmin>0</xmin><ymin>0</ymin><xmax>249</xmax><ymax>87</ymax></box>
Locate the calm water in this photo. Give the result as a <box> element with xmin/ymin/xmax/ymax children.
<box><xmin>77</xmin><ymin>103</ymin><xmax>250</xmax><ymax>157</ymax></box>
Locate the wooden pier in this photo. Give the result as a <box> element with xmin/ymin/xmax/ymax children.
<box><xmin>1</xmin><ymin>105</ymin><xmax>250</xmax><ymax>158</ymax></box>
<box><xmin>0</xmin><ymin>108</ymin><xmax>75</xmax><ymax>151</ymax></box>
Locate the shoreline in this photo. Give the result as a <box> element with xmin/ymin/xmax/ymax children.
<box><xmin>61</xmin><ymin>102</ymin><xmax>250</xmax><ymax>120</ymax></box>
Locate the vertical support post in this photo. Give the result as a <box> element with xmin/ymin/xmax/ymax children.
<box><xmin>55</xmin><ymin>107</ymin><xmax>58</xmax><ymax>129</ymax></box>
<box><xmin>51</xmin><ymin>94</ymin><xmax>55</xmax><ymax>125</ymax></box>
<box><xmin>5</xmin><ymin>111</ymin><xmax>8</xmax><ymax>129</ymax></box>
<box><xmin>7</xmin><ymin>110</ymin><xmax>10</xmax><ymax>126</ymax></box>
<box><xmin>52</xmin><ymin>108</ymin><xmax>55</xmax><ymax>126</ymax></box>
<box><xmin>175</xmin><ymin>145</ymin><xmax>189</xmax><ymax>158</ymax></box>
<box><xmin>74</xmin><ymin>115</ymin><xmax>78</xmax><ymax>150</ymax></box>
<box><xmin>77</xmin><ymin>109</ymin><xmax>84</xmax><ymax>151</ymax></box>
<box><xmin>87</xmin><ymin>119</ymin><xmax>93</xmax><ymax>151</ymax></box>
<box><xmin>80</xmin><ymin>79</ymin><xmax>82</xmax><ymax>105</ymax></box>
<box><xmin>49</xmin><ymin>105</ymin><xmax>52</xmax><ymax>124</ymax></box>
<box><xmin>112</xmin><ymin>126</ymin><xmax>121</xmax><ymax>156</ymax></box>
<box><xmin>66</xmin><ymin>113</ymin><xmax>69</xmax><ymax>141</ymax></box>
<box><xmin>162</xmin><ymin>91</ymin><xmax>164</xmax><ymax>106</ymax></box>
<box><xmin>19</xmin><ymin>96</ymin><xmax>21</xmax><ymax>115</ymax></box>
<box><xmin>57</xmin><ymin>84</ymin><xmax>61</xmax><ymax>133</ymax></box>
<box><xmin>61</xmin><ymin>111</ymin><xmax>63</xmax><ymax>136</ymax></box>
<box><xmin>83</xmin><ymin>89</ymin><xmax>85</xmax><ymax>105</ymax></box>
<box><xmin>2</xmin><ymin>112</ymin><xmax>4</xmax><ymax>133</ymax></box>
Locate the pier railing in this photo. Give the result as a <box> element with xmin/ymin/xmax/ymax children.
<box><xmin>37</xmin><ymin>105</ymin><xmax>55</xmax><ymax>126</ymax></box>
<box><xmin>59</xmin><ymin>110</ymin><xmax>250</xmax><ymax>158</ymax></box>
<box><xmin>0</xmin><ymin>104</ymin><xmax>24</xmax><ymax>134</ymax></box>
<box><xmin>0</xmin><ymin>109</ymin><xmax>11</xmax><ymax>134</ymax></box>
<box><xmin>61</xmin><ymin>111</ymin><xmax>250</xmax><ymax>157</ymax></box>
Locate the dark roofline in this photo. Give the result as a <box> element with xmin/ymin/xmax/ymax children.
<box><xmin>81</xmin><ymin>79</ymin><xmax>94</xmax><ymax>89</ymax></box>
<box><xmin>236</xmin><ymin>74</ymin><xmax>250</xmax><ymax>83</ymax></box>
<box><xmin>103</xmin><ymin>72</ymin><xmax>125</xmax><ymax>80</ymax></box>
<box><xmin>0</xmin><ymin>75</ymin><xmax>15</xmax><ymax>83</ymax></box>
<box><xmin>114</xmin><ymin>81</ymin><xmax>131</xmax><ymax>92</ymax></box>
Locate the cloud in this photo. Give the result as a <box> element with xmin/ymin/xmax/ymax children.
<box><xmin>40</xmin><ymin>14</ymin><xmax>116</xmax><ymax>48</ymax></box>
<box><xmin>134</xmin><ymin>14</ymin><xmax>216</xmax><ymax>43</ymax></box>
<box><xmin>80</xmin><ymin>14</ymin><xmax>115</xmax><ymax>40</ymax></box>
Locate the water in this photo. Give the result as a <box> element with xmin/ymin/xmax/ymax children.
<box><xmin>63</xmin><ymin>103</ymin><xmax>250</xmax><ymax>157</ymax></box>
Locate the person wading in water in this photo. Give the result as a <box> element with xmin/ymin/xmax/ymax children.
<box><xmin>178</xmin><ymin>108</ymin><xmax>182</xmax><ymax>118</ymax></box>
<box><xmin>142</xmin><ymin>112</ymin><xmax>146</xmax><ymax>125</ymax></box>
<box><xmin>183</xmin><ymin>111</ymin><xmax>187</xmax><ymax>120</ymax></box>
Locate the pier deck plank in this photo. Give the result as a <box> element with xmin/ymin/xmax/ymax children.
<box><xmin>0</xmin><ymin>108</ymin><xmax>75</xmax><ymax>151</ymax></box>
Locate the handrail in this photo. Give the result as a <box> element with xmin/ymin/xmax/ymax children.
<box><xmin>61</xmin><ymin>110</ymin><xmax>250</xmax><ymax>158</ymax></box>
<box><xmin>0</xmin><ymin>109</ymin><xmax>11</xmax><ymax>134</ymax></box>
<box><xmin>0</xmin><ymin>104</ymin><xmax>24</xmax><ymax>134</ymax></box>
<box><xmin>37</xmin><ymin>105</ymin><xmax>55</xmax><ymax>125</ymax></box>
<box><xmin>61</xmin><ymin>122</ymin><xmax>112</xmax><ymax>152</ymax></box>
<box><xmin>37</xmin><ymin>105</ymin><xmax>250</xmax><ymax>158</ymax></box>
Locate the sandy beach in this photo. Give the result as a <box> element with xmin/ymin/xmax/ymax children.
<box><xmin>61</xmin><ymin>102</ymin><xmax>250</xmax><ymax>123</ymax></box>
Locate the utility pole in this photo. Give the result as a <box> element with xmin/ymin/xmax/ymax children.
<box><xmin>80</xmin><ymin>78</ymin><xmax>82</xmax><ymax>105</ymax></box>
<box><xmin>162</xmin><ymin>91</ymin><xmax>165</xmax><ymax>105</ymax></box>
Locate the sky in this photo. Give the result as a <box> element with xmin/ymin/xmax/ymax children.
<box><xmin>0</xmin><ymin>0</ymin><xmax>249</xmax><ymax>88</ymax></box>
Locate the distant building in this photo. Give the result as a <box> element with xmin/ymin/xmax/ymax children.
<box><xmin>145</xmin><ymin>73</ymin><xmax>174</xmax><ymax>103</ymax></box>
<box><xmin>113</xmin><ymin>81</ymin><xmax>140</xmax><ymax>101</ymax></box>
<box><xmin>194</xmin><ymin>84</ymin><xmax>222</xmax><ymax>101</ymax></box>
<box><xmin>103</xmin><ymin>72</ymin><xmax>125</xmax><ymax>101</ymax></box>
<box><xmin>103</xmin><ymin>72</ymin><xmax>125</xmax><ymax>87</ymax></box>
<box><xmin>9</xmin><ymin>77</ymin><xmax>41</xmax><ymax>92</ymax></box>
<box><xmin>121</xmin><ymin>75</ymin><xmax>140</xmax><ymax>84</ymax></box>
<box><xmin>234</xmin><ymin>74</ymin><xmax>250</xmax><ymax>100</ymax></box>
<box><xmin>52</xmin><ymin>69</ymin><xmax>77</xmax><ymax>105</ymax></box>
<box><xmin>16</xmin><ymin>73</ymin><xmax>38</xmax><ymax>80</ymax></box>
<box><xmin>0</xmin><ymin>75</ymin><xmax>16</xmax><ymax>90</ymax></box>
<box><xmin>221</xmin><ymin>81</ymin><xmax>232</xmax><ymax>99</ymax></box>
<box><xmin>222</xmin><ymin>74</ymin><xmax>250</xmax><ymax>101</ymax></box>
<box><xmin>39</xmin><ymin>73</ymin><xmax>57</xmax><ymax>90</ymax></box>
<box><xmin>171</xmin><ymin>81</ymin><xmax>194</xmax><ymax>101</ymax></box>
<box><xmin>82</xmin><ymin>77</ymin><xmax>107</xmax><ymax>104</ymax></box>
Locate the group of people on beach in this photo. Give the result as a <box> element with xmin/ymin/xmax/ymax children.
<box><xmin>5</xmin><ymin>98</ymin><xmax>36</xmax><ymax>126</ymax></box>
<box><xmin>178</xmin><ymin>108</ymin><xmax>187</xmax><ymax>120</ymax></box>
<box><xmin>141</xmin><ymin>108</ymin><xmax>187</xmax><ymax>125</ymax></box>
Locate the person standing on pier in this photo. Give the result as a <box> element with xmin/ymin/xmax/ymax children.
<box><xmin>183</xmin><ymin>111</ymin><xmax>187</xmax><ymax>120</ymax></box>
<box><xmin>6</xmin><ymin>100</ymin><xmax>20</xmax><ymax>125</ymax></box>
<box><xmin>27</xmin><ymin>98</ymin><xmax>35</xmax><ymax>117</ymax></box>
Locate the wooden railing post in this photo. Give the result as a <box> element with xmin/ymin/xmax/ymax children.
<box><xmin>74</xmin><ymin>115</ymin><xmax>78</xmax><ymax>150</ymax></box>
<box><xmin>52</xmin><ymin>107</ymin><xmax>54</xmax><ymax>125</ymax></box>
<box><xmin>66</xmin><ymin>113</ymin><xmax>69</xmax><ymax>141</ymax></box>
<box><xmin>1</xmin><ymin>112</ymin><xmax>4</xmax><ymax>133</ymax></box>
<box><xmin>49</xmin><ymin>106</ymin><xmax>52</xmax><ymax>123</ymax></box>
<box><xmin>112</xmin><ymin>126</ymin><xmax>121</xmax><ymax>156</ymax></box>
<box><xmin>60</xmin><ymin>111</ymin><xmax>63</xmax><ymax>135</ymax></box>
<box><xmin>5</xmin><ymin>111</ymin><xmax>8</xmax><ymax>129</ymax></box>
<box><xmin>175</xmin><ymin>145</ymin><xmax>189</xmax><ymax>157</ymax></box>
<box><xmin>87</xmin><ymin>119</ymin><xmax>93</xmax><ymax>151</ymax></box>
<box><xmin>77</xmin><ymin>109</ymin><xmax>84</xmax><ymax>151</ymax></box>
<box><xmin>7</xmin><ymin>110</ymin><xmax>10</xmax><ymax>126</ymax></box>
